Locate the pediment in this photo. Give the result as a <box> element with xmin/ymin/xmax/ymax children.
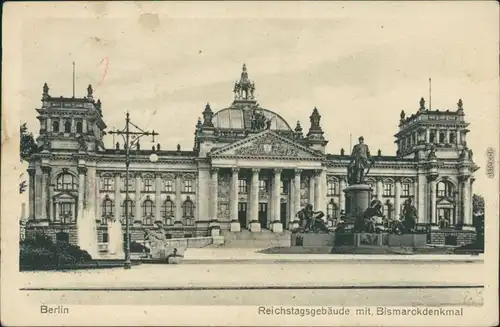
<box><xmin>210</xmin><ymin>130</ymin><xmax>324</xmax><ymax>159</ymax></box>
<box><xmin>437</xmin><ymin>198</ymin><xmax>454</xmax><ymax>206</ymax></box>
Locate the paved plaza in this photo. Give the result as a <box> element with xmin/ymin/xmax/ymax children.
<box><xmin>18</xmin><ymin>254</ymin><xmax>484</xmax><ymax>306</ymax></box>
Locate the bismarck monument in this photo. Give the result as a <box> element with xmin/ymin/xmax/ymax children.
<box><xmin>344</xmin><ymin>136</ymin><xmax>375</xmax><ymax>226</ymax></box>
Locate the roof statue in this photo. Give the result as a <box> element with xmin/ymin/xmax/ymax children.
<box><xmin>233</xmin><ymin>63</ymin><xmax>255</xmax><ymax>101</ymax></box>
<box><xmin>419</xmin><ymin>97</ymin><xmax>425</xmax><ymax>111</ymax></box>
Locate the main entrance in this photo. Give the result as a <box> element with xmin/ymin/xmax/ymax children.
<box><xmin>280</xmin><ymin>202</ymin><xmax>288</xmax><ymax>229</ymax></box>
<box><xmin>238</xmin><ymin>202</ymin><xmax>247</xmax><ymax>229</ymax></box>
<box><xmin>258</xmin><ymin>203</ymin><xmax>268</xmax><ymax>228</ymax></box>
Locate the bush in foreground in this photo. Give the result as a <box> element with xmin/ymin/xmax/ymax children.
<box><xmin>20</xmin><ymin>232</ymin><xmax>92</xmax><ymax>268</ymax></box>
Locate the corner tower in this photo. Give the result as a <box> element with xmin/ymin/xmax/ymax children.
<box><xmin>394</xmin><ymin>97</ymin><xmax>470</xmax><ymax>160</ymax></box>
<box><xmin>35</xmin><ymin>83</ymin><xmax>107</xmax><ymax>153</ymax></box>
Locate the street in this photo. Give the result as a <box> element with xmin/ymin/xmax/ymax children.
<box><xmin>18</xmin><ymin>260</ymin><xmax>484</xmax><ymax>306</ymax></box>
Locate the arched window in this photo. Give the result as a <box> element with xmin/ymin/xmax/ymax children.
<box><xmin>437</xmin><ymin>181</ymin><xmax>454</xmax><ymax>198</ymax></box>
<box><xmin>161</xmin><ymin>197</ymin><xmax>175</xmax><ymax>225</ymax></box>
<box><xmin>182</xmin><ymin>198</ymin><xmax>195</xmax><ymax>226</ymax></box>
<box><xmin>57</xmin><ymin>173</ymin><xmax>77</xmax><ymax>191</ymax></box>
<box><xmin>76</xmin><ymin>121</ymin><xmax>83</xmax><ymax>134</ymax></box>
<box><xmin>64</xmin><ymin>120</ymin><xmax>71</xmax><ymax>133</ymax></box>
<box><xmin>121</xmin><ymin>198</ymin><xmax>135</xmax><ymax>223</ymax></box>
<box><xmin>101</xmin><ymin>197</ymin><xmax>113</xmax><ymax>217</ymax></box>
<box><xmin>429</xmin><ymin>132</ymin><xmax>435</xmax><ymax>143</ymax></box>
<box><xmin>142</xmin><ymin>199</ymin><xmax>155</xmax><ymax>224</ymax></box>
<box><xmin>326</xmin><ymin>200</ymin><xmax>339</xmax><ymax>219</ymax></box>
<box><xmin>439</xmin><ymin>132</ymin><xmax>445</xmax><ymax>143</ymax></box>
<box><xmin>52</xmin><ymin>121</ymin><xmax>60</xmax><ymax>133</ymax></box>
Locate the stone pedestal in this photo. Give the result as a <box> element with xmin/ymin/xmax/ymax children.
<box><xmin>213</xmin><ymin>235</ymin><xmax>225</xmax><ymax>245</ymax></box>
<box><xmin>343</xmin><ymin>184</ymin><xmax>372</xmax><ymax>218</ymax></box>
<box><xmin>250</xmin><ymin>221</ymin><xmax>261</xmax><ymax>232</ymax></box>
<box><xmin>210</xmin><ymin>227</ymin><xmax>220</xmax><ymax>237</ymax></box>
<box><xmin>230</xmin><ymin>221</ymin><xmax>241</xmax><ymax>232</ymax></box>
<box><xmin>272</xmin><ymin>222</ymin><xmax>283</xmax><ymax>233</ymax></box>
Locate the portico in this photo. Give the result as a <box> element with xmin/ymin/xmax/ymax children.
<box><xmin>208</xmin><ymin>129</ymin><xmax>326</xmax><ymax>232</ymax></box>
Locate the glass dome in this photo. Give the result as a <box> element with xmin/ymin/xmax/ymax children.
<box><xmin>212</xmin><ymin>107</ymin><xmax>292</xmax><ymax>131</ymax></box>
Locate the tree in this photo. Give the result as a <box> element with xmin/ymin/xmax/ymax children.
<box><xmin>472</xmin><ymin>194</ymin><xmax>485</xmax><ymax>215</ymax></box>
<box><xmin>20</xmin><ymin>123</ymin><xmax>38</xmax><ymax>194</ymax></box>
<box><xmin>20</xmin><ymin>123</ymin><xmax>38</xmax><ymax>162</ymax></box>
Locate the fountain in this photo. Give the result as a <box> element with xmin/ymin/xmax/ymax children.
<box><xmin>107</xmin><ymin>218</ymin><xmax>124</xmax><ymax>258</ymax></box>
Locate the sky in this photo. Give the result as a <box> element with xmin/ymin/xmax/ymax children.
<box><xmin>6</xmin><ymin>1</ymin><xmax>499</xmax><ymax>199</ymax></box>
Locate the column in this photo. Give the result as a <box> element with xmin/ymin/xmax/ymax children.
<box><xmin>469</xmin><ymin>178</ymin><xmax>475</xmax><ymax>224</ymax></box>
<box><xmin>309</xmin><ymin>173</ymin><xmax>315</xmax><ymax>206</ymax></box>
<box><xmin>210</xmin><ymin>169</ymin><xmax>219</xmax><ymax>221</ymax></box>
<box><xmin>95</xmin><ymin>174</ymin><xmax>101</xmax><ymax>221</ymax></box>
<box><xmin>289</xmin><ymin>176</ymin><xmax>295</xmax><ymax>225</ymax></box>
<box><xmin>339</xmin><ymin>177</ymin><xmax>346</xmax><ymax>212</ymax></box>
<box><xmin>175</xmin><ymin>172</ymin><xmax>183</xmax><ymax>223</ymax></box>
<box><xmin>417</xmin><ymin>173</ymin><xmax>426</xmax><ymax>223</ymax></box>
<box><xmin>461</xmin><ymin>176</ymin><xmax>471</xmax><ymax>225</ymax></box>
<box><xmin>273</xmin><ymin>169</ymin><xmax>282</xmax><ymax>222</ymax></box>
<box><xmin>114</xmin><ymin>173</ymin><xmax>121</xmax><ymax>222</ymax></box>
<box><xmin>40</xmin><ymin>166</ymin><xmax>52</xmax><ymax>220</ymax></box>
<box><xmin>230</xmin><ymin>168</ymin><xmax>239</xmax><ymax>223</ymax></box>
<box><xmin>429</xmin><ymin>177</ymin><xmax>437</xmax><ymax>224</ymax></box>
<box><xmin>426</xmin><ymin>129</ymin><xmax>430</xmax><ymax>143</ymax></box>
<box><xmin>394</xmin><ymin>178</ymin><xmax>402</xmax><ymax>219</ymax></box>
<box><xmin>319</xmin><ymin>170</ymin><xmax>327</xmax><ymax>214</ymax></box>
<box><xmin>77</xmin><ymin>167</ymin><xmax>87</xmax><ymax>222</ymax></box>
<box><xmin>82</xmin><ymin>119</ymin><xmax>87</xmax><ymax>134</ymax></box>
<box><xmin>155</xmin><ymin>173</ymin><xmax>162</xmax><ymax>221</ymax></box>
<box><xmin>71</xmin><ymin>118</ymin><xmax>75</xmax><ymax>133</ymax></box>
<box><xmin>314</xmin><ymin>170</ymin><xmax>321</xmax><ymax>211</ymax></box>
<box><xmin>135</xmin><ymin>173</ymin><xmax>141</xmax><ymax>222</ymax></box>
<box><xmin>446</xmin><ymin>130</ymin><xmax>450</xmax><ymax>144</ymax></box>
<box><xmin>293</xmin><ymin>169</ymin><xmax>302</xmax><ymax>217</ymax></box>
<box><xmin>28</xmin><ymin>168</ymin><xmax>35</xmax><ymax>219</ymax></box>
<box><xmin>457</xmin><ymin>129</ymin><xmax>462</xmax><ymax>145</ymax></box>
<box><xmin>249</xmin><ymin>169</ymin><xmax>260</xmax><ymax>226</ymax></box>
<box><xmin>376</xmin><ymin>177</ymin><xmax>383</xmax><ymax>202</ymax></box>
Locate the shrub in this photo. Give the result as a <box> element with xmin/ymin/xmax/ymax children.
<box><xmin>130</xmin><ymin>241</ymin><xmax>149</xmax><ymax>253</ymax></box>
<box><xmin>20</xmin><ymin>232</ymin><xmax>92</xmax><ymax>269</ymax></box>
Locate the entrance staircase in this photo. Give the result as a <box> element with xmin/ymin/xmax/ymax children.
<box><xmin>218</xmin><ymin>229</ymin><xmax>292</xmax><ymax>248</ymax></box>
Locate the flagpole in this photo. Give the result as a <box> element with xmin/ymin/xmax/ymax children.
<box><xmin>429</xmin><ymin>78</ymin><xmax>432</xmax><ymax>110</ymax></box>
<box><xmin>72</xmin><ymin>62</ymin><xmax>76</xmax><ymax>98</ymax></box>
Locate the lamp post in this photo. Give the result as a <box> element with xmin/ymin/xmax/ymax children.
<box><xmin>108</xmin><ymin>112</ymin><xmax>159</xmax><ymax>269</ymax></box>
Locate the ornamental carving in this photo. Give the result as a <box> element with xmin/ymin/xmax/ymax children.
<box><xmin>183</xmin><ymin>172</ymin><xmax>197</xmax><ymax>180</ymax></box>
<box><xmin>217</xmin><ymin>201</ymin><xmax>230</xmax><ymax>219</ymax></box>
<box><xmin>234</xmin><ymin>135</ymin><xmax>300</xmax><ymax>157</ymax></box>
<box><xmin>218</xmin><ymin>174</ymin><xmax>231</xmax><ymax>201</ymax></box>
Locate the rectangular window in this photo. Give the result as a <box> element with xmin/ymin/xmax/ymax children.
<box><xmin>121</xmin><ymin>177</ymin><xmax>135</xmax><ymax>191</ymax></box>
<box><xmin>183</xmin><ymin>180</ymin><xmax>193</xmax><ymax>193</ymax></box>
<box><xmin>280</xmin><ymin>180</ymin><xmax>288</xmax><ymax>195</ymax></box>
<box><xmin>402</xmin><ymin>184</ymin><xmax>411</xmax><ymax>197</ymax></box>
<box><xmin>327</xmin><ymin>181</ymin><xmax>337</xmax><ymax>196</ymax></box>
<box><xmin>259</xmin><ymin>180</ymin><xmax>267</xmax><ymax>193</ymax></box>
<box><xmin>58</xmin><ymin>202</ymin><xmax>73</xmax><ymax>222</ymax></box>
<box><xmin>165</xmin><ymin>180</ymin><xmax>174</xmax><ymax>192</ymax></box>
<box><xmin>383</xmin><ymin>183</ymin><xmax>394</xmax><ymax>197</ymax></box>
<box><xmin>103</xmin><ymin>178</ymin><xmax>113</xmax><ymax>191</ymax></box>
<box><xmin>144</xmin><ymin>179</ymin><xmax>154</xmax><ymax>192</ymax></box>
<box><xmin>238</xmin><ymin>179</ymin><xmax>248</xmax><ymax>194</ymax></box>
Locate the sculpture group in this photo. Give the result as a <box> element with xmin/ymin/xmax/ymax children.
<box><xmin>294</xmin><ymin>136</ymin><xmax>418</xmax><ymax>235</ymax></box>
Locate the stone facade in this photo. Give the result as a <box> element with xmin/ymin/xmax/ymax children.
<box><xmin>26</xmin><ymin>66</ymin><xmax>479</xmax><ymax>251</ymax></box>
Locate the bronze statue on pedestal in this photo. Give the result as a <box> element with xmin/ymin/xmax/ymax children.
<box><xmin>347</xmin><ymin>136</ymin><xmax>374</xmax><ymax>185</ymax></box>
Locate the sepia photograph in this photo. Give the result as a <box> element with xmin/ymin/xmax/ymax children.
<box><xmin>1</xmin><ymin>1</ymin><xmax>498</xmax><ymax>326</ymax></box>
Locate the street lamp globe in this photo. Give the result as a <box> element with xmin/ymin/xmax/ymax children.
<box><xmin>149</xmin><ymin>152</ymin><xmax>159</xmax><ymax>163</ymax></box>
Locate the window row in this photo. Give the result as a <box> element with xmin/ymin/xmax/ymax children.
<box><xmin>100</xmin><ymin>177</ymin><xmax>194</xmax><ymax>193</ymax></box>
<box><xmin>52</xmin><ymin>120</ymin><xmax>84</xmax><ymax>134</ymax></box>
<box><xmin>238</xmin><ymin>180</ymin><xmax>290</xmax><ymax>194</ymax></box>
<box><xmin>364</xmin><ymin>182</ymin><xmax>413</xmax><ymax>197</ymax></box>
<box><xmin>101</xmin><ymin>198</ymin><xmax>195</xmax><ymax>219</ymax></box>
